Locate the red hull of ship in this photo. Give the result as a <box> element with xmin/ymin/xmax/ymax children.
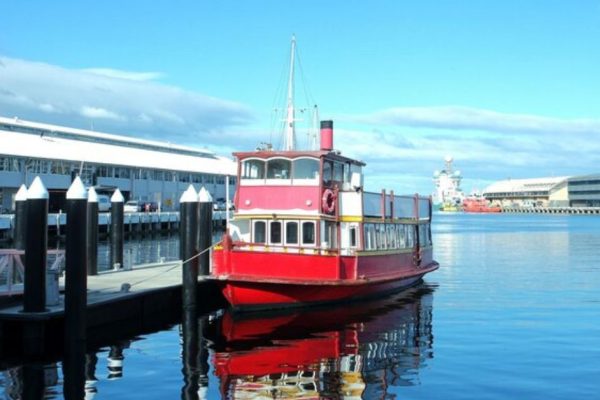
<box><xmin>463</xmin><ymin>199</ymin><xmax>502</xmax><ymax>213</ymax></box>
<box><xmin>212</xmin><ymin>248</ymin><xmax>438</xmax><ymax>310</ymax></box>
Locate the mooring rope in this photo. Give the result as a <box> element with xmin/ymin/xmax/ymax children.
<box><xmin>127</xmin><ymin>240</ymin><xmax>223</xmax><ymax>289</ymax></box>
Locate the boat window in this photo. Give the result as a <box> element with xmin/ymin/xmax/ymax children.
<box><xmin>397</xmin><ymin>224</ymin><xmax>406</xmax><ymax>248</ymax></box>
<box><xmin>333</xmin><ymin>162</ymin><xmax>344</xmax><ymax>183</ymax></box>
<box><xmin>323</xmin><ymin>221</ymin><xmax>337</xmax><ymax>249</ymax></box>
<box><xmin>302</xmin><ymin>221</ymin><xmax>315</xmax><ymax>245</ymax></box>
<box><xmin>387</xmin><ymin>225</ymin><xmax>396</xmax><ymax>249</ymax></box>
<box><xmin>242</xmin><ymin>159</ymin><xmax>265</xmax><ymax>179</ymax></box>
<box><xmin>377</xmin><ymin>224</ymin><xmax>386</xmax><ymax>249</ymax></box>
<box><xmin>350</xmin><ymin>226</ymin><xmax>357</xmax><ymax>248</ymax></box>
<box><xmin>266</xmin><ymin>158</ymin><xmax>291</xmax><ymax>179</ymax></box>
<box><xmin>270</xmin><ymin>221</ymin><xmax>282</xmax><ymax>244</ymax></box>
<box><xmin>292</xmin><ymin>158</ymin><xmax>319</xmax><ymax>180</ymax></box>
<box><xmin>322</xmin><ymin>160</ymin><xmax>333</xmax><ymax>186</ymax></box>
<box><xmin>406</xmin><ymin>225</ymin><xmax>415</xmax><ymax>248</ymax></box>
<box><xmin>253</xmin><ymin>221</ymin><xmax>266</xmax><ymax>244</ymax></box>
<box><xmin>285</xmin><ymin>221</ymin><xmax>299</xmax><ymax>245</ymax></box>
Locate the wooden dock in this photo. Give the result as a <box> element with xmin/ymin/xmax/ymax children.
<box><xmin>0</xmin><ymin>261</ymin><xmax>226</xmax><ymax>358</ymax></box>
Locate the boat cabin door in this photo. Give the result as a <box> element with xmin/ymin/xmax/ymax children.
<box><xmin>340</xmin><ymin>222</ymin><xmax>360</xmax><ymax>255</ymax></box>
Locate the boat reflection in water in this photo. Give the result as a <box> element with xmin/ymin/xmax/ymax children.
<box><xmin>206</xmin><ymin>284</ymin><xmax>436</xmax><ymax>399</ymax></box>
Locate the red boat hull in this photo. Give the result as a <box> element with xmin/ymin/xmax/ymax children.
<box><xmin>212</xmin><ymin>247</ymin><xmax>438</xmax><ymax>311</ymax></box>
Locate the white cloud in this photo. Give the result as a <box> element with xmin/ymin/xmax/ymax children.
<box><xmin>80</xmin><ymin>106</ymin><xmax>123</xmax><ymax>120</ymax></box>
<box><xmin>353</xmin><ymin>106</ymin><xmax>600</xmax><ymax>136</ymax></box>
<box><xmin>82</xmin><ymin>68</ymin><xmax>164</xmax><ymax>81</ymax></box>
<box><xmin>0</xmin><ymin>56</ymin><xmax>255</xmax><ymax>148</ymax></box>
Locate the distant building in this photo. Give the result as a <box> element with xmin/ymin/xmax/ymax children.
<box><xmin>549</xmin><ymin>174</ymin><xmax>600</xmax><ymax>207</ymax></box>
<box><xmin>483</xmin><ymin>175</ymin><xmax>600</xmax><ymax>208</ymax></box>
<box><xmin>483</xmin><ymin>177</ymin><xmax>569</xmax><ymax>207</ymax></box>
<box><xmin>0</xmin><ymin>116</ymin><xmax>236</xmax><ymax>212</ymax></box>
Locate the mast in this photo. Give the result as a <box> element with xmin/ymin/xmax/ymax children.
<box><xmin>284</xmin><ymin>35</ymin><xmax>296</xmax><ymax>151</ymax></box>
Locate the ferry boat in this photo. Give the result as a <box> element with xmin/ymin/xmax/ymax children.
<box><xmin>210</xmin><ymin>38</ymin><xmax>439</xmax><ymax>311</ymax></box>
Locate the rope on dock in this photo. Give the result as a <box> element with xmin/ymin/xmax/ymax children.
<box><xmin>127</xmin><ymin>240</ymin><xmax>222</xmax><ymax>289</ymax></box>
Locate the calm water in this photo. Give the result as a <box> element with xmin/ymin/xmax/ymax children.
<box><xmin>2</xmin><ymin>213</ymin><xmax>600</xmax><ymax>399</ymax></box>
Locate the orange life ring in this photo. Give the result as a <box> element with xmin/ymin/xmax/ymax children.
<box><xmin>322</xmin><ymin>189</ymin><xmax>336</xmax><ymax>214</ymax></box>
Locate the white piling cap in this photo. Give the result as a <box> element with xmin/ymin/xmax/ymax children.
<box><xmin>198</xmin><ymin>186</ymin><xmax>213</xmax><ymax>203</ymax></box>
<box><xmin>88</xmin><ymin>186</ymin><xmax>99</xmax><ymax>203</ymax></box>
<box><xmin>15</xmin><ymin>184</ymin><xmax>28</xmax><ymax>201</ymax></box>
<box><xmin>27</xmin><ymin>176</ymin><xmax>49</xmax><ymax>199</ymax></box>
<box><xmin>66</xmin><ymin>176</ymin><xmax>87</xmax><ymax>199</ymax></box>
<box><xmin>180</xmin><ymin>184</ymin><xmax>199</xmax><ymax>203</ymax></box>
<box><xmin>111</xmin><ymin>189</ymin><xmax>125</xmax><ymax>203</ymax></box>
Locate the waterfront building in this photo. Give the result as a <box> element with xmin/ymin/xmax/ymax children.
<box><xmin>482</xmin><ymin>177</ymin><xmax>569</xmax><ymax>207</ymax></box>
<box><xmin>0</xmin><ymin>116</ymin><xmax>236</xmax><ymax>212</ymax></box>
<box><xmin>548</xmin><ymin>174</ymin><xmax>600</xmax><ymax>207</ymax></box>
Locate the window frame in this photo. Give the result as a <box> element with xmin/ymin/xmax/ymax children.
<box><xmin>252</xmin><ymin>220</ymin><xmax>267</xmax><ymax>244</ymax></box>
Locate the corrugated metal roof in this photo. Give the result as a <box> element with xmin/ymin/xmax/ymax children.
<box><xmin>483</xmin><ymin>177</ymin><xmax>569</xmax><ymax>194</ymax></box>
<box><xmin>0</xmin><ymin>118</ymin><xmax>236</xmax><ymax>175</ymax></box>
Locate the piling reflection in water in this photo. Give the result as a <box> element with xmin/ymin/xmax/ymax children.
<box><xmin>206</xmin><ymin>285</ymin><xmax>435</xmax><ymax>399</ymax></box>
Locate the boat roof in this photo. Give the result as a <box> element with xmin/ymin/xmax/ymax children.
<box><xmin>233</xmin><ymin>150</ymin><xmax>366</xmax><ymax>166</ymax></box>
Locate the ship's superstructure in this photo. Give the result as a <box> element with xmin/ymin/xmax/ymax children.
<box><xmin>433</xmin><ymin>156</ymin><xmax>464</xmax><ymax>211</ymax></box>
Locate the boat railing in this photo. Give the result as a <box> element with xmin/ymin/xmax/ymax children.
<box><xmin>362</xmin><ymin>192</ymin><xmax>432</xmax><ymax>221</ymax></box>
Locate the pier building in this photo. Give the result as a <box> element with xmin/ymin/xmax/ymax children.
<box><xmin>483</xmin><ymin>175</ymin><xmax>600</xmax><ymax>208</ymax></box>
<box><xmin>0</xmin><ymin>116</ymin><xmax>236</xmax><ymax>213</ymax></box>
<box><xmin>482</xmin><ymin>177</ymin><xmax>569</xmax><ymax>207</ymax></box>
<box><xmin>548</xmin><ymin>174</ymin><xmax>600</xmax><ymax>207</ymax></box>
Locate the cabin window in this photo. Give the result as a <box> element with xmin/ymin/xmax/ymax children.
<box><xmin>397</xmin><ymin>224</ymin><xmax>406</xmax><ymax>248</ymax></box>
<box><xmin>285</xmin><ymin>221</ymin><xmax>299</xmax><ymax>245</ymax></box>
<box><xmin>292</xmin><ymin>158</ymin><xmax>319</xmax><ymax>180</ymax></box>
<box><xmin>302</xmin><ymin>221</ymin><xmax>316</xmax><ymax>245</ymax></box>
<box><xmin>322</xmin><ymin>161</ymin><xmax>333</xmax><ymax>186</ymax></box>
<box><xmin>253</xmin><ymin>221</ymin><xmax>266</xmax><ymax>244</ymax></box>
<box><xmin>322</xmin><ymin>221</ymin><xmax>337</xmax><ymax>249</ymax></box>
<box><xmin>387</xmin><ymin>225</ymin><xmax>396</xmax><ymax>249</ymax></box>
<box><xmin>266</xmin><ymin>158</ymin><xmax>291</xmax><ymax>179</ymax></box>
<box><xmin>374</xmin><ymin>224</ymin><xmax>384</xmax><ymax>249</ymax></box>
<box><xmin>270</xmin><ymin>221</ymin><xmax>282</xmax><ymax>244</ymax></box>
<box><xmin>364</xmin><ymin>224</ymin><xmax>376</xmax><ymax>250</ymax></box>
<box><xmin>333</xmin><ymin>162</ymin><xmax>344</xmax><ymax>183</ymax></box>
<box><xmin>406</xmin><ymin>225</ymin><xmax>415</xmax><ymax>248</ymax></box>
<box><xmin>350</xmin><ymin>226</ymin><xmax>357</xmax><ymax>248</ymax></box>
<box><xmin>242</xmin><ymin>159</ymin><xmax>265</xmax><ymax>179</ymax></box>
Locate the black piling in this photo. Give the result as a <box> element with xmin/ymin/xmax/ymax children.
<box><xmin>107</xmin><ymin>344</ymin><xmax>125</xmax><ymax>380</ymax></box>
<box><xmin>23</xmin><ymin>177</ymin><xmax>48</xmax><ymax>313</ymax></box>
<box><xmin>181</xmin><ymin>306</ymin><xmax>199</xmax><ymax>399</ymax></box>
<box><xmin>197</xmin><ymin>187</ymin><xmax>213</xmax><ymax>276</ymax></box>
<box><xmin>86</xmin><ymin>188</ymin><xmax>99</xmax><ymax>276</ymax></box>
<box><xmin>13</xmin><ymin>184</ymin><xmax>28</xmax><ymax>250</ymax></box>
<box><xmin>22</xmin><ymin>363</ymin><xmax>46</xmax><ymax>400</ymax></box>
<box><xmin>180</xmin><ymin>186</ymin><xmax>199</xmax><ymax>310</ymax></box>
<box><xmin>64</xmin><ymin>177</ymin><xmax>88</xmax><ymax>345</ymax></box>
<box><xmin>62</xmin><ymin>338</ymin><xmax>86</xmax><ymax>400</ymax></box>
<box><xmin>85</xmin><ymin>353</ymin><xmax>98</xmax><ymax>397</ymax></box>
<box><xmin>110</xmin><ymin>189</ymin><xmax>124</xmax><ymax>270</ymax></box>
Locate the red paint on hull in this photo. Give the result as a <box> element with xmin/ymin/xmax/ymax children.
<box><xmin>212</xmin><ymin>247</ymin><xmax>438</xmax><ymax>310</ymax></box>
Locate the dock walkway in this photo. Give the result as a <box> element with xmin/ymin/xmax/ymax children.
<box><xmin>0</xmin><ymin>261</ymin><xmax>225</xmax><ymax>356</ymax></box>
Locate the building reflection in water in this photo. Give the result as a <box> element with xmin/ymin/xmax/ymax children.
<box><xmin>205</xmin><ymin>284</ymin><xmax>436</xmax><ymax>399</ymax></box>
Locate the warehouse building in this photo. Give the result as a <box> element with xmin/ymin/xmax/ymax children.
<box><xmin>0</xmin><ymin>116</ymin><xmax>236</xmax><ymax>213</ymax></box>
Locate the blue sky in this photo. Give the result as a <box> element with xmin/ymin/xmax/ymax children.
<box><xmin>2</xmin><ymin>1</ymin><xmax>600</xmax><ymax>194</ymax></box>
